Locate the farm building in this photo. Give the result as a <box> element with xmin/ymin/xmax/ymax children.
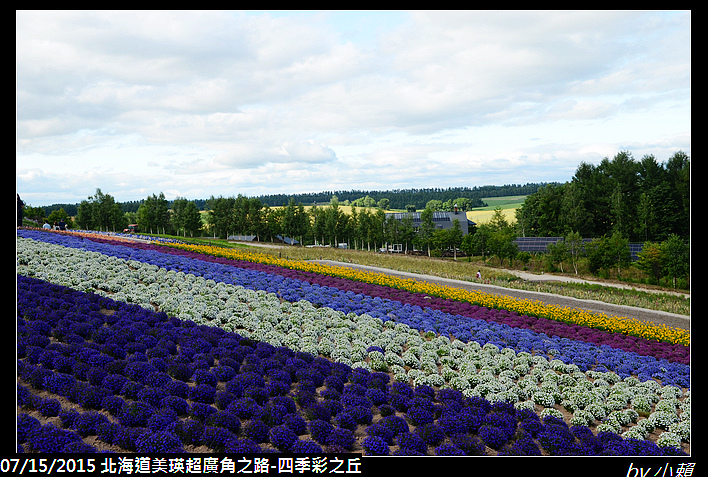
<box><xmin>385</xmin><ymin>210</ymin><xmax>476</xmax><ymax>235</ymax></box>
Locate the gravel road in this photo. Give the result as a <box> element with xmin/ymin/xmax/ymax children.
<box><xmin>311</xmin><ymin>260</ymin><xmax>691</xmax><ymax>332</ymax></box>
<box><xmin>223</xmin><ymin>240</ymin><xmax>690</xmax><ymax>332</ymax></box>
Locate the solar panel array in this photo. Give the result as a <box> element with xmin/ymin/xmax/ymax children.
<box><xmin>629</xmin><ymin>243</ymin><xmax>644</xmax><ymax>261</ymax></box>
<box><xmin>514</xmin><ymin>237</ymin><xmax>645</xmax><ymax>261</ymax></box>
<box><xmin>514</xmin><ymin>237</ymin><xmax>564</xmax><ymax>253</ymax></box>
<box><xmin>387</xmin><ymin>211</ymin><xmax>457</xmax><ymax>222</ymax></box>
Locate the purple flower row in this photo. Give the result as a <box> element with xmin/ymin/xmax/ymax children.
<box><xmin>17</xmin><ymin>275</ymin><xmax>687</xmax><ymax>456</ymax></box>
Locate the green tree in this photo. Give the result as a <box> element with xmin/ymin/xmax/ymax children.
<box><xmin>137</xmin><ymin>193</ymin><xmax>171</xmax><ymax>235</ymax></box>
<box><xmin>585</xmin><ymin>232</ymin><xmax>630</xmax><ymax>277</ymax></box>
<box><xmin>247</xmin><ymin>197</ymin><xmax>264</xmax><ymax>238</ymax></box>
<box><xmin>607</xmin><ymin>232</ymin><xmax>631</xmax><ymax>278</ymax></box>
<box><xmin>430</xmin><ymin>229</ymin><xmax>448</xmax><ymax>256</ymax></box>
<box><xmin>415</xmin><ymin>207</ymin><xmax>436</xmax><ymax>256</ymax></box>
<box><xmin>429</xmin><ymin>219</ymin><xmax>463</xmax><ymax>259</ymax></box>
<box><xmin>171</xmin><ymin>197</ymin><xmax>189</xmax><ymax>236</ymax></box>
<box><xmin>514</xmin><ymin>183</ymin><xmax>565</xmax><ymax>237</ymax></box>
<box><xmin>383</xmin><ymin>213</ymin><xmax>401</xmax><ymax>251</ymax></box>
<box><xmin>47</xmin><ymin>208</ymin><xmax>74</xmax><ymax>229</ymax></box>
<box><xmin>22</xmin><ymin>204</ymin><xmax>46</xmax><ymax>225</ymax></box>
<box><xmin>310</xmin><ymin>205</ymin><xmax>327</xmax><ymax>246</ymax></box>
<box><xmin>465</xmin><ymin>223</ymin><xmax>493</xmax><ymax>262</ymax></box>
<box><xmin>635</xmin><ymin>241</ymin><xmax>664</xmax><ymax>284</ymax></box>
<box><xmin>665</xmin><ymin>151</ymin><xmax>690</xmax><ymax>238</ymax></box>
<box><xmin>206</xmin><ymin>196</ymin><xmax>236</xmax><ymax>239</ymax></box>
<box><xmin>232</xmin><ymin>195</ymin><xmax>260</xmax><ymax>236</ymax></box>
<box><xmin>425</xmin><ymin>199</ymin><xmax>444</xmax><ymax>211</ymax></box>
<box><xmin>76</xmin><ymin>189</ymin><xmax>126</xmax><ymax>232</ymax></box>
<box><xmin>453</xmin><ymin>198</ymin><xmax>472</xmax><ymax>211</ymax></box>
<box><xmin>603</xmin><ymin>151</ymin><xmax>641</xmax><ymax>238</ymax></box>
<box><xmin>174</xmin><ymin>197</ymin><xmax>204</xmax><ymax>237</ymax></box>
<box><xmin>487</xmin><ymin>207</ymin><xmax>518</xmax><ymax>266</ymax></box>
<box><xmin>377</xmin><ymin>198</ymin><xmax>390</xmax><ymax>210</ymax></box>
<box><xmin>371</xmin><ymin>209</ymin><xmax>385</xmax><ymax>250</ymax></box>
<box><xmin>546</xmin><ymin>240</ymin><xmax>569</xmax><ymax>273</ymax></box>
<box><xmin>661</xmin><ymin>234</ymin><xmax>689</xmax><ymax>288</ymax></box>
<box><xmin>564</xmin><ymin>231</ymin><xmax>584</xmax><ymax>275</ymax></box>
<box><xmin>448</xmin><ymin>218</ymin><xmax>464</xmax><ymax>260</ymax></box>
<box><xmin>263</xmin><ymin>205</ymin><xmax>284</xmax><ymax>243</ymax></box>
<box><xmin>324</xmin><ymin>199</ymin><xmax>348</xmax><ymax>247</ymax></box>
<box><xmin>399</xmin><ymin>214</ymin><xmax>416</xmax><ymax>253</ymax></box>
<box><xmin>460</xmin><ymin>233</ymin><xmax>475</xmax><ymax>261</ymax></box>
<box><xmin>283</xmin><ymin>198</ymin><xmax>309</xmax><ymax>245</ymax></box>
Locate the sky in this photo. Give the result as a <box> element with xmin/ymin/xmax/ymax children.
<box><xmin>16</xmin><ymin>10</ymin><xmax>691</xmax><ymax>207</ymax></box>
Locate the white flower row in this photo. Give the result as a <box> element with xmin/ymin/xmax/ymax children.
<box><xmin>16</xmin><ymin>237</ymin><xmax>690</xmax><ymax>446</ymax></box>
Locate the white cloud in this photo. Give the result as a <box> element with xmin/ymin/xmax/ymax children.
<box><xmin>16</xmin><ymin>10</ymin><xmax>690</xmax><ymax>206</ymax></box>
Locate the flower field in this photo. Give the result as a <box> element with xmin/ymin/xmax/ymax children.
<box><xmin>16</xmin><ymin>228</ymin><xmax>690</xmax><ymax>456</ymax></box>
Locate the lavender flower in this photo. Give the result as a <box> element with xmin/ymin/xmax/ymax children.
<box><xmin>202</xmin><ymin>426</ymin><xmax>237</xmax><ymax>452</ymax></box>
<box><xmin>362</xmin><ymin>436</ymin><xmax>389</xmax><ymax>455</ymax></box>
<box><xmin>325</xmin><ymin>427</ymin><xmax>355</xmax><ymax>450</ymax></box>
<box><xmin>61</xmin><ymin>441</ymin><xmax>97</xmax><ymax>453</ymax></box>
<box><xmin>118</xmin><ymin>401</ymin><xmax>154</xmax><ymax>427</ymax></box>
<box><xmin>415</xmin><ymin>423</ymin><xmax>445</xmax><ymax>446</ymax></box>
<box><xmin>308</xmin><ymin>419</ymin><xmax>334</xmax><ymax>444</ymax></box>
<box><xmin>290</xmin><ymin>438</ymin><xmax>323</xmax><ymax>453</ymax></box>
<box><xmin>169</xmin><ymin>419</ymin><xmax>204</xmax><ymax>446</ymax></box>
<box><xmin>242</xmin><ymin>419</ymin><xmax>270</xmax><ymax>443</ymax></box>
<box><xmin>16</xmin><ymin>413</ymin><xmax>40</xmax><ymax>444</ymax></box>
<box><xmin>73</xmin><ymin>411</ymin><xmax>109</xmax><ymax>437</ymax></box>
<box><xmin>135</xmin><ymin>430</ymin><xmax>184</xmax><ymax>453</ymax></box>
<box><xmin>188</xmin><ymin>402</ymin><xmax>217</xmax><ymax>422</ymax></box>
<box><xmin>160</xmin><ymin>395</ymin><xmax>190</xmax><ymax>415</ymax></box>
<box><xmin>225</xmin><ymin>437</ymin><xmax>261</xmax><ymax>453</ymax></box>
<box><xmin>27</xmin><ymin>423</ymin><xmax>82</xmax><ymax>453</ymax></box>
<box><xmin>188</xmin><ymin>383</ymin><xmax>216</xmax><ymax>404</ymax></box>
<box><xmin>269</xmin><ymin>425</ymin><xmax>298</xmax><ymax>451</ymax></box>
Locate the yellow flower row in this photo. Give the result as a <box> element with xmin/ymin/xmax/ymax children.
<box><xmin>164</xmin><ymin>242</ymin><xmax>690</xmax><ymax>347</ymax></box>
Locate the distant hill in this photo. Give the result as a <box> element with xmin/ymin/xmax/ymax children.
<box><xmin>41</xmin><ymin>183</ymin><xmax>554</xmax><ymax>214</ymax></box>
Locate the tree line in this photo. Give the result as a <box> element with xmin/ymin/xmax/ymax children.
<box><xmin>68</xmin><ymin>190</ymin><xmax>203</xmax><ymax>237</ymax></box>
<box><xmin>23</xmin><ymin>151</ymin><xmax>688</xmax><ymax>287</ymax></box>
<box><xmin>511</xmin><ymin>150</ymin><xmax>690</xmax><ymax>287</ymax></box>
<box><xmin>204</xmin><ymin>195</ymin><xmax>462</xmax><ymax>255</ymax></box>
<box><xmin>39</xmin><ymin>184</ymin><xmax>548</xmax><ymax>217</ymax></box>
<box><xmin>515</xmin><ymin>151</ymin><xmax>689</xmax><ymax>243</ymax></box>
<box><xmin>254</xmin><ymin>184</ymin><xmax>551</xmax><ymax>210</ymax></box>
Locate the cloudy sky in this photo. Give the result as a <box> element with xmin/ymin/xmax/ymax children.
<box><xmin>16</xmin><ymin>10</ymin><xmax>691</xmax><ymax>207</ymax></box>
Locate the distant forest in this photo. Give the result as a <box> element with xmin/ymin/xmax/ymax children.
<box><xmin>254</xmin><ymin>183</ymin><xmax>551</xmax><ymax>209</ymax></box>
<box><xmin>41</xmin><ymin>183</ymin><xmax>551</xmax><ymax>215</ymax></box>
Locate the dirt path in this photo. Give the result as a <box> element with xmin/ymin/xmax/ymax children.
<box><xmin>311</xmin><ymin>260</ymin><xmax>691</xmax><ymax>332</ymax></box>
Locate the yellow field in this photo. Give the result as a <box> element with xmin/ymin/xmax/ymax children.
<box><xmin>466</xmin><ymin>207</ymin><xmax>517</xmax><ymax>225</ymax></box>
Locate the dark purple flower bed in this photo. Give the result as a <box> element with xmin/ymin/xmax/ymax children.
<box><xmin>16</xmin><ymin>274</ymin><xmax>687</xmax><ymax>456</ymax></box>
